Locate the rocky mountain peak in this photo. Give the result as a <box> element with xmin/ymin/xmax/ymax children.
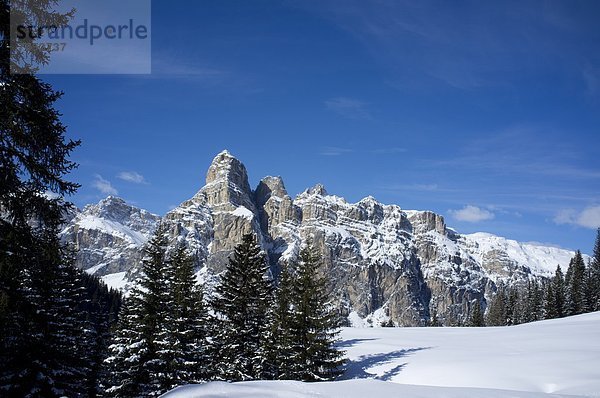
<box><xmin>255</xmin><ymin>176</ymin><xmax>288</xmax><ymax>207</ymax></box>
<box><xmin>303</xmin><ymin>183</ymin><xmax>328</xmax><ymax>197</ymax></box>
<box><xmin>201</xmin><ymin>150</ymin><xmax>255</xmax><ymax>212</ymax></box>
<box><xmin>85</xmin><ymin>196</ymin><xmax>139</xmax><ymax>221</ymax></box>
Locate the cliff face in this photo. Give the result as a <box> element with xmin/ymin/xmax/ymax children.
<box><xmin>62</xmin><ymin>150</ymin><xmax>580</xmax><ymax>326</ymax></box>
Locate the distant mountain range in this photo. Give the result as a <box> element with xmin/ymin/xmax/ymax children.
<box><xmin>60</xmin><ymin>150</ymin><xmax>581</xmax><ymax>326</ymax></box>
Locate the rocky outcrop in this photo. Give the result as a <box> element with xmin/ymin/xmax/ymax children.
<box><xmin>60</xmin><ymin>196</ymin><xmax>160</xmax><ymax>276</ymax></box>
<box><xmin>62</xmin><ymin>151</ymin><xmax>583</xmax><ymax>326</ymax></box>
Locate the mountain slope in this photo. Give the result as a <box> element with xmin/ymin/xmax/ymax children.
<box><xmin>61</xmin><ymin>150</ymin><xmax>585</xmax><ymax>325</ymax></box>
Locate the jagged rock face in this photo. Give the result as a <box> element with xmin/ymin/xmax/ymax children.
<box><xmin>62</xmin><ymin>151</ymin><xmax>584</xmax><ymax>326</ymax></box>
<box><xmin>201</xmin><ymin>150</ymin><xmax>256</xmax><ymax>212</ymax></box>
<box><xmin>255</xmin><ymin>176</ymin><xmax>301</xmax><ymax>232</ymax></box>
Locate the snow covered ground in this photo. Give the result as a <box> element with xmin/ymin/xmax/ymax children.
<box><xmin>163</xmin><ymin>312</ymin><xmax>600</xmax><ymax>398</ymax></box>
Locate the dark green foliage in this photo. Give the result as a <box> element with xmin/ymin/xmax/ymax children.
<box><xmin>0</xmin><ymin>228</ymin><xmax>98</xmax><ymax>397</ymax></box>
<box><xmin>210</xmin><ymin>233</ymin><xmax>274</xmax><ymax>381</ymax></box>
<box><xmin>544</xmin><ymin>265</ymin><xmax>566</xmax><ymax>319</ymax></box>
<box><xmin>105</xmin><ymin>227</ymin><xmax>209</xmax><ymax>397</ymax></box>
<box><xmin>522</xmin><ymin>281</ymin><xmax>544</xmax><ymax>323</ymax></box>
<box><xmin>286</xmin><ymin>244</ymin><xmax>346</xmax><ymax>381</ymax></box>
<box><xmin>105</xmin><ymin>225</ymin><xmax>171</xmax><ymax>397</ymax></box>
<box><xmin>589</xmin><ymin>229</ymin><xmax>600</xmax><ymax>311</ymax></box>
<box><xmin>469</xmin><ymin>299</ymin><xmax>485</xmax><ymax>327</ymax></box>
<box><xmin>506</xmin><ymin>287</ymin><xmax>520</xmax><ymax>325</ymax></box>
<box><xmin>264</xmin><ymin>262</ymin><xmax>297</xmax><ymax>380</ymax></box>
<box><xmin>486</xmin><ymin>286</ymin><xmax>507</xmax><ymax>326</ymax></box>
<box><xmin>566</xmin><ymin>251</ymin><xmax>587</xmax><ymax>316</ymax></box>
<box><xmin>0</xmin><ymin>2</ymin><xmax>94</xmax><ymax>396</ymax></box>
<box><xmin>80</xmin><ymin>273</ymin><xmax>123</xmax><ymax>396</ymax></box>
<box><xmin>160</xmin><ymin>243</ymin><xmax>210</xmax><ymax>388</ymax></box>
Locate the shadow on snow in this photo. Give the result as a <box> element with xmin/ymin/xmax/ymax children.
<box><xmin>340</xmin><ymin>347</ymin><xmax>432</xmax><ymax>381</ymax></box>
<box><xmin>336</xmin><ymin>338</ymin><xmax>378</xmax><ymax>349</ymax></box>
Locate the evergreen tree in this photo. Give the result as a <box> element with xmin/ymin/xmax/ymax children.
<box><xmin>589</xmin><ymin>229</ymin><xmax>600</xmax><ymax>311</ymax></box>
<box><xmin>486</xmin><ymin>286</ymin><xmax>507</xmax><ymax>326</ymax></box>
<box><xmin>506</xmin><ymin>287</ymin><xmax>520</xmax><ymax>325</ymax></box>
<box><xmin>544</xmin><ymin>281</ymin><xmax>557</xmax><ymax>319</ymax></box>
<box><xmin>469</xmin><ymin>299</ymin><xmax>485</xmax><ymax>327</ymax></box>
<box><xmin>1</xmin><ymin>1</ymin><xmax>87</xmax><ymax>395</ymax></box>
<box><xmin>567</xmin><ymin>251</ymin><xmax>586</xmax><ymax>315</ymax></box>
<box><xmin>552</xmin><ymin>265</ymin><xmax>566</xmax><ymax>318</ymax></box>
<box><xmin>287</xmin><ymin>244</ymin><xmax>346</xmax><ymax>381</ymax></box>
<box><xmin>264</xmin><ymin>262</ymin><xmax>297</xmax><ymax>380</ymax></box>
<box><xmin>210</xmin><ymin>233</ymin><xmax>274</xmax><ymax>381</ymax></box>
<box><xmin>160</xmin><ymin>243</ymin><xmax>210</xmax><ymax>389</ymax></box>
<box><xmin>523</xmin><ymin>281</ymin><xmax>544</xmax><ymax>323</ymax></box>
<box><xmin>105</xmin><ymin>226</ymin><xmax>171</xmax><ymax>397</ymax></box>
<box><xmin>80</xmin><ymin>273</ymin><xmax>122</xmax><ymax>396</ymax></box>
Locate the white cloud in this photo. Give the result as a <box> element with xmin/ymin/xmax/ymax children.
<box><xmin>117</xmin><ymin>171</ymin><xmax>147</xmax><ymax>184</ymax></box>
<box><xmin>92</xmin><ymin>175</ymin><xmax>118</xmax><ymax>196</ymax></box>
<box><xmin>449</xmin><ymin>205</ymin><xmax>495</xmax><ymax>223</ymax></box>
<box><xmin>554</xmin><ymin>206</ymin><xmax>600</xmax><ymax>229</ymax></box>
<box><xmin>324</xmin><ymin>97</ymin><xmax>370</xmax><ymax>119</ymax></box>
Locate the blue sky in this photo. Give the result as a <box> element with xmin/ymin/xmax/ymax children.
<box><xmin>45</xmin><ymin>0</ymin><xmax>600</xmax><ymax>253</ymax></box>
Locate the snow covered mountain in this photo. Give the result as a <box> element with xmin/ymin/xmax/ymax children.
<box><xmin>61</xmin><ymin>150</ymin><xmax>583</xmax><ymax>326</ymax></box>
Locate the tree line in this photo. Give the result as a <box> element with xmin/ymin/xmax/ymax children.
<box><xmin>103</xmin><ymin>229</ymin><xmax>346</xmax><ymax>397</ymax></box>
<box><xmin>468</xmin><ymin>230</ymin><xmax>600</xmax><ymax>327</ymax></box>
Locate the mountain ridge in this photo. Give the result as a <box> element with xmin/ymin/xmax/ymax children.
<box><xmin>60</xmin><ymin>150</ymin><xmax>586</xmax><ymax>326</ymax></box>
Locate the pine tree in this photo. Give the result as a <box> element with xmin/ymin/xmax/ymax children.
<box><xmin>469</xmin><ymin>299</ymin><xmax>485</xmax><ymax>327</ymax></box>
<box><xmin>544</xmin><ymin>281</ymin><xmax>557</xmax><ymax>319</ymax></box>
<box><xmin>288</xmin><ymin>244</ymin><xmax>346</xmax><ymax>381</ymax></box>
<box><xmin>210</xmin><ymin>233</ymin><xmax>274</xmax><ymax>381</ymax></box>
<box><xmin>105</xmin><ymin>225</ymin><xmax>171</xmax><ymax>397</ymax></box>
<box><xmin>589</xmin><ymin>229</ymin><xmax>600</xmax><ymax>311</ymax></box>
<box><xmin>160</xmin><ymin>243</ymin><xmax>210</xmax><ymax>388</ymax></box>
<box><xmin>1</xmin><ymin>1</ymin><xmax>85</xmax><ymax>395</ymax></box>
<box><xmin>544</xmin><ymin>266</ymin><xmax>567</xmax><ymax>320</ymax></box>
<box><xmin>264</xmin><ymin>262</ymin><xmax>297</xmax><ymax>380</ymax></box>
<box><xmin>80</xmin><ymin>273</ymin><xmax>122</xmax><ymax>396</ymax></box>
<box><xmin>567</xmin><ymin>251</ymin><xmax>586</xmax><ymax>315</ymax></box>
<box><xmin>523</xmin><ymin>281</ymin><xmax>544</xmax><ymax>323</ymax></box>
<box><xmin>486</xmin><ymin>286</ymin><xmax>507</xmax><ymax>326</ymax></box>
<box><xmin>552</xmin><ymin>265</ymin><xmax>566</xmax><ymax>318</ymax></box>
<box><xmin>506</xmin><ymin>287</ymin><xmax>521</xmax><ymax>325</ymax></box>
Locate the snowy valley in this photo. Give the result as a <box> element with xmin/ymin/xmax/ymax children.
<box><xmin>164</xmin><ymin>312</ymin><xmax>600</xmax><ymax>398</ymax></box>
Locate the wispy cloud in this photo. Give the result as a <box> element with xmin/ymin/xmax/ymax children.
<box><xmin>554</xmin><ymin>206</ymin><xmax>600</xmax><ymax>229</ymax></box>
<box><xmin>117</xmin><ymin>171</ymin><xmax>148</xmax><ymax>184</ymax></box>
<box><xmin>324</xmin><ymin>97</ymin><xmax>371</xmax><ymax>119</ymax></box>
<box><xmin>449</xmin><ymin>205</ymin><xmax>495</xmax><ymax>223</ymax></box>
<box><xmin>319</xmin><ymin>146</ymin><xmax>354</xmax><ymax>156</ymax></box>
<box><xmin>430</xmin><ymin>126</ymin><xmax>600</xmax><ymax>180</ymax></box>
<box><xmin>151</xmin><ymin>57</ymin><xmax>229</xmax><ymax>81</ymax></box>
<box><xmin>92</xmin><ymin>175</ymin><xmax>118</xmax><ymax>196</ymax></box>
<box><xmin>370</xmin><ymin>147</ymin><xmax>407</xmax><ymax>154</ymax></box>
<box><xmin>406</xmin><ymin>183</ymin><xmax>438</xmax><ymax>191</ymax></box>
<box><xmin>299</xmin><ymin>1</ymin><xmax>598</xmax><ymax>94</ymax></box>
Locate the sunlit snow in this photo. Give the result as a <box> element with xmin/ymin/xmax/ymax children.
<box><xmin>163</xmin><ymin>312</ymin><xmax>600</xmax><ymax>398</ymax></box>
